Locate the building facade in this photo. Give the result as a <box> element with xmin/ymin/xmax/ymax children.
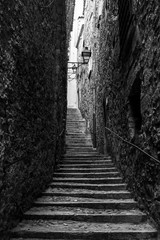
<box><xmin>67</xmin><ymin>0</ymin><xmax>84</xmax><ymax>108</ymax></box>
<box><xmin>77</xmin><ymin>0</ymin><xmax>160</xmax><ymax>225</ymax></box>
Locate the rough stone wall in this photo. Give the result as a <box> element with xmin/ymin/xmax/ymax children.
<box><xmin>78</xmin><ymin>0</ymin><xmax>102</xmax><ymax>145</ymax></box>
<box><xmin>0</xmin><ymin>0</ymin><xmax>75</xmax><ymax>235</ymax></box>
<box><xmin>99</xmin><ymin>0</ymin><xmax>160</xmax><ymax>225</ymax></box>
<box><xmin>66</xmin><ymin>0</ymin><xmax>75</xmax><ymax>42</ymax></box>
<box><xmin>79</xmin><ymin>0</ymin><xmax>160</xmax><ymax>225</ymax></box>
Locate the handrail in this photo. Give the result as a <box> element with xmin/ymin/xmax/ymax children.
<box><xmin>59</xmin><ymin>128</ymin><xmax>65</xmax><ymax>137</ymax></box>
<box><xmin>105</xmin><ymin>126</ymin><xmax>160</xmax><ymax>165</ymax></box>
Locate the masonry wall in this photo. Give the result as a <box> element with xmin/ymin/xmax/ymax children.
<box><xmin>78</xmin><ymin>0</ymin><xmax>102</xmax><ymax>145</ymax></box>
<box><xmin>79</xmin><ymin>0</ymin><xmax>160</xmax><ymax>225</ymax></box>
<box><xmin>0</xmin><ymin>0</ymin><xmax>75</xmax><ymax>235</ymax></box>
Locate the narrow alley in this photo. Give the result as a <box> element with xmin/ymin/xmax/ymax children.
<box><xmin>1</xmin><ymin>0</ymin><xmax>160</xmax><ymax>239</ymax></box>
<box><xmin>10</xmin><ymin>108</ymin><xmax>157</xmax><ymax>239</ymax></box>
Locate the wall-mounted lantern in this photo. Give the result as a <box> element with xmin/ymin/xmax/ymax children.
<box><xmin>72</xmin><ymin>64</ymin><xmax>77</xmax><ymax>74</ymax></box>
<box><xmin>81</xmin><ymin>47</ymin><xmax>91</xmax><ymax>64</ymax></box>
<box><xmin>67</xmin><ymin>47</ymin><xmax>91</xmax><ymax>81</ymax></box>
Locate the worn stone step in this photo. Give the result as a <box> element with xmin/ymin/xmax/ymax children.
<box><xmin>49</xmin><ymin>182</ymin><xmax>126</xmax><ymax>191</ymax></box>
<box><xmin>66</xmin><ymin>124</ymin><xmax>85</xmax><ymax>127</ymax></box>
<box><xmin>64</xmin><ymin>153</ymin><xmax>100</xmax><ymax>157</ymax></box>
<box><xmin>67</xmin><ymin>118</ymin><xmax>86</xmax><ymax>124</ymax></box>
<box><xmin>62</xmin><ymin>157</ymin><xmax>109</xmax><ymax>161</ymax></box>
<box><xmin>52</xmin><ymin>177</ymin><xmax>123</xmax><ymax>184</ymax></box>
<box><xmin>66</xmin><ymin>136</ymin><xmax>91</xmax><ymax>140</ymax></box>
<box><xmin>65</xmin><ymin>149</ymin><xmax>97</xmax><ymax>153</ymax></box>
<box><xmin>66</xmin><ymin>132</ymin><xmax>86</xmax><ymax>135</ymax></box>
<box><xmin>66</xmin><ymin>131</ymin><xmax>85</xmax><ymax>134</ymax></box>
<box><xmin>66</xmin><ymin>127</ymin><xmax>85</xmax><ymax>130</ymax></box>
<box><xmin>66</xmin><ymin>136</ymin><xmax>91</xmax><ymax>139</ymax></box>
<box><xmin>66</xmin><ymin>126</ymin><xmax>85</xmax><ymax>129</ymax></box>
<box><xmin>67</xmin><ymin>124</ymin><xmax>85</xmax><ymax>127</ymax></box>
<box><xmin>65</xmin><ymin>140</ymin><xmax>91</xmax><ymax>143</ymax></box>
<box><xmin>65</xmin><ymin>148</ymin><xmax>96</xmax><ymax>152</ymax></box>
<box><xmin>67</xmin><ymin>118</ymin><xmax>83</xmax><ymax>121</ymax></box>
<box><xmin>11</xmin><ymin>220</ymin><xmax>157</xmax><ymax>239</ymax></box>
<box><xmin>66</xmin><ymin>139</ymin><xmax>91</xmax><ymax>142</ymax></box>
<box><xmin>66</xmin><ymin>145</ymin><xmax>93</xmax><ymax>148</ymax></box>
<box><xmin>62</xmin><ymin>156</ymin><xmax>110</xmax><ymax>159</ymax></box>
<box><xmin>59</xmin><ymin>158</ymin><xmax>113</xmax><ymax>165</ymax></box>
<box><xmin>56</xmin><ymin>167</ymin><xmax>117</xmax><ymax>173</ymax></box>
<box><xmin>62</xmin><ymin>157</ymin><xmax>110</xmax><ymax>161</ymax></box>
<box><xmin>62</xmin><ymin>155</ymin><xmax>105</xmax><ymax>159</ymax></box>
<box><xmin>24</xmin><ymin>207</ymin><xmax>147</xmax><ymax>223</ymax></box>
<box><xmin>60</xmin><ymin>159</ymin><xmax>112</xmax><ymax>164</ymax></box>
<box><xmin>34</xmin><ymin>197</ymin><xmax>137</xmax><ymax>210</ymax></box>
<box><xmin>66</xmin><ymin>142</ymin><xmax>92</xmax><ymax>145</ymax></box>
<box><xmin>42</xmin><ymin>188</ymin><xmax>132</xmax><ymax>199</ymax></box>
<box><xmin>58</xmin><ymin>164</ymin><xmax>114</xmax><ymax>169</ymax></box>
<box><xmin>53</xmin><ymin>172</ymin><xmax>120</xmax><ymax>178</ymax></box>
<box><xmin>58</xmin><ymin>163</ymin><xmax>114</xmax><ymax>169</ymax></box>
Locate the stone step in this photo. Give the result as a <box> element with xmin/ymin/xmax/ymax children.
<box><xmin>52</xmin><ymin>177</ymin><xmax>123</xmax><ymax>184</ymax></box>
<box><xmin>63</xmin><ymin>155</ymin><xmax>105</xmax><ymax>158</ymax></box>
<box><xmin>56</xmin><ymin>167</ymin><xmax>117</xmax><ymax>172</ymax></box>
<box><xmin>62</xmin><ymin>156</ymin><xmax>108</xmax><ymax>159</ymax></box>
<box><xmin>66</xmin><ymin>141</ymin><xmax>92</xmax><ymax>145</ymax></box>
<box><xmin>65</xmin><ymin>148</ymin><xmax>97</xmax><ymax>152</ymax></box>
<box><xmin>11</xmin><ymin>220</ymin><xmax>157</xmax><ymax>239</ymax></box>
<box><xmin>65</xmin><ymin>145</ymin><xmax>93</xmax><ymax>148</ymax></box>
<box><xmin>66</xmin><ymin>126</ymin><xmax>85</xmax><ymax>129</ymax></box>
<box><xmin>53</xmin><ymin>177</ymin><xmax>122</xmax><ymax>184</ymax></box>
<box><xmin>66</xmin><ymin>126</ymin><xmax>85</xmax><ymax>128</ymax></box>
<box><xmin>66</xmin><ymin>135</ymin><xmax>90</xmax><ymax>139</ymax></box>
<box><xmin>53</xmin><ymin>172</ymin><xmax>120</xmax><ymax>178</ymax></box>
<box><xmin>66</xmin><ymin>132</ymin><xmax>86</xmax><ymax>135</ymax></box>
<box><xmin>67</xmin><ymin>118</ymin><xmax>83</xmax><ymax>121</ymax></box>
<box><xmin>66</xmin><ymin>135</ymin><xmax>90</xmax><ymax>138</ymax></box>
<box><xmin>66</xmin><ymin>131</ymin><xmax>85</xmax><ymax>134</ymax></box>
<box><xmin>60</xmin><ymin>159</ymin><xmax>112</xmax><ymax>164</ymax></box>
<box><xmin>34</xmin><ymin>198</ymin><xmax>137</xmax><ymax>210</ymax></box>
<box><xmin>65</xmin><ymin>141</ymin><xmax>92</xmax><ymax>144</ymax></box>
<box><xmin>42</xmin><ymin>189</ymin><xmax>132</xmax><ymax>199</ymax></box>
<box><xmin>49</xmin><ymin>182</ymin><xmax>127</xmax><ymax>191</ymax></box>
<box><xmin>65</xmin><ymin>146</ymin><xmax>95</xmax><ymax>149</ymax></box>
<box><xmin>66</xmin><ymin>124</ymin><xmax>85</xmax><ymax>126</ymax></box>
<box><xmin>66</xmin><ymin>136</ymin><xmax>91</xmax><ymax>139</ymax></box>
<box><xmin>67</xmin><ymin>122</ymin><xmax>85</xmax><ymax>125</ymax></box>
<box><xmin>24</xmin><ymin>207</ymin><xmax>147</xmax><ymax>223</ymax></box>
<box><xmin>67</xmin><ymin>120</ymin><xmax>86</xmax><ymax>123</ymax></box>
<box><xmin>58</xmin><ymin>163</ymin><xmax>115</xmax><ymax>168</ymax></box>
<box><xmin>65</xmin><ymin>137</ymin><xmax>91</xmax><ymax>141</ymax></box>
<box><xmin>64</xmin><ymin>153</ymin><xmax>101</xmax><ymax>156</ymax></box>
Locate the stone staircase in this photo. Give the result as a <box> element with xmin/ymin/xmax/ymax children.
<box><xmin>10</xmin><ymin>108</ymin><xmax>158</xmax><ymax>239</ymax></box>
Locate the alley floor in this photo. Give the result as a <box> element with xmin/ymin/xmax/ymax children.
<box><xmin>10</xmin><ymin>108</ymin><xmax>157</xmax><ymax>239</ymax></box>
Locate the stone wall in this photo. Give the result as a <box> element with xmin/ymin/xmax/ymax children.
<box><xmin>0</xmin><ymin>0</ymin><xmax>75</xmax><ymax>235</ymax></box>
<box><xmin>79</xmin><ymin>0</ymin><xmax>160</xmax><ymax>225</ymax></box>
<box><xmin>78</xmin><ymin>0</ymin><xmax>103</xmax><ymax>146</ymax></box>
